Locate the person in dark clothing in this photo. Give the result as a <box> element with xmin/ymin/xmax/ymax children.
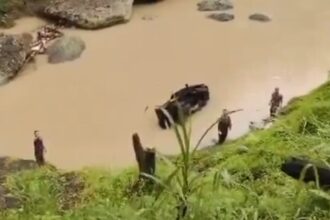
<box><xmin>218</xmin><ymin>109</ymin><xmax>232</xmax><ymax>144</ymax></box>
<box><xmin>34</xmin><ymin>130</ymin><xmax>46</xmax><ymax>166</ymax></box>
<box><xmin>269</xmin><ymin>87</ymin><xmax>283</xmax><ymax>117</ymax></box>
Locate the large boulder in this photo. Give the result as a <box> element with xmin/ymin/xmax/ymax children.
<box><xmin>208</xmin><ymin>13</ymin><xmax>234</xmax><ymax>22</ymax></box>
<box><xmin>39</xmin><ymin>0</ymin><xmax>134</xmax><ymax>29</ymax></box>
<box><xmin>0</xmin><ymin>34</ymin><xmax>32</xmax><ymax>85</ymax></box>
<box><xmin>197</xmin><ymin>0</ymin><xmax>233</xmax><ymax>11</ymax></box>
<box><xmin>47</xmin><ymin>36</ymin><xmax>86</xmax><ymax>64</ymax></box>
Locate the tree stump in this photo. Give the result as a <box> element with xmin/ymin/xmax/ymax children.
<box><xmin>132</xmin><ymin>133</ymin><xmax>156</xmax><ymax>188</ymax></box>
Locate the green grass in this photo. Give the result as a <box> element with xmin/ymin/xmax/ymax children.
<box><xmin>2</xmin><ymin>82</ymin><xmax>330</xmax><ymax>219</ymax></box>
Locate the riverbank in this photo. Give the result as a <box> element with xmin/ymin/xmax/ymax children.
<box><xmin>1</xmin><ymin>81</ymin><xmax>330</xmax><ymax>219</ymax></box>
<box><xmin>1</xmin><ymin>0</ymin><xmax>329</xmax><ymax>170</ymax></box>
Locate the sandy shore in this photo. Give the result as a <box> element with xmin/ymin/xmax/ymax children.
<box><xmin>0</xmin><ymin>0</ymin><xmax>329</xmax><ymax>170</ymax></box>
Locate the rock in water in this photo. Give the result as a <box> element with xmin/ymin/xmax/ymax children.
<box><xmin>47</xmin><ymin>36</ymin><xmax>86</xmax><ymax>64</ymax></box>
<box><xmin>40</xmin><ymin>0</ymin><xmax>134</xmax><ymax>29</ymax></box>
<box><xmin>249</xmin><ymin>13</ymin><xmax>271</xmax><ymax>22</ymax></box>
<box><xmin>208</xmin><ymin>13</ymin><xmax>234</xmax><ymax>22</ymax></box>
<box><xmin>197</xmin><ymin>0</ymin><xmax>233</xmax><ymax>11</ymax></box>
<box><xmin>142</xmin><ymin>15</ymin><xmax>156</xmax><ymax>21</ymax></box>
<box><xmin>0</xmin><ymin>34</ymin><xmax>32</xmax><ymax>85</ymax></box>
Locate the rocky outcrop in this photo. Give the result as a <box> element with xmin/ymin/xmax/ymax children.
<box><xmin>39</xmin><ymin>0</ymin><xmax>134</xmax><ymax>29</ymax></box>
<box><xmin>197</xmin><ymin>0</ymin><xmax>233</xmax><ymax>11</ymax></box>
<box><xmin>249</xmin><ymin>13</ymin><xmax>271</xmax><ymax>22</ymax></box>
<box><xmin>0</xmin><ymin>157</ymin><xmax>39</xmax><ymax>209</ymax></box>
<box><xmin>0</xmin><ymin>157</ymin><xmax>85</xmax><ymax>211</ymax></box>
<box><xmin>0</xmin><ymin>34</ymin><xmax>32</xmax><ymax>85</ymax></box>
<box><xmin>0</xmin><ymin>157</ymin><xmax>38</xmax><ymax>183</ymax></box>
<box><xmin>208</xmin><ymin>13</ymin><xmax>234</xmax><ymax>22</ymax></box>
<box><xmin>47</xmin><ymin>36</ymin><xmax>86</xmax><ymax>64</ymax></box>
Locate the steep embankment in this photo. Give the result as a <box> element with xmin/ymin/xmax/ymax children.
<box><xmin>1</xmin><ymin>81</ymin><xmax>330</xmax><ymax>219</ymax></box>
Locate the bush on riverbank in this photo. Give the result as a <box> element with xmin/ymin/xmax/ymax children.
<box><xmin>1</xmin><ymin>82</ymin><xmax>330</xmax><ymax>219</ymax></box>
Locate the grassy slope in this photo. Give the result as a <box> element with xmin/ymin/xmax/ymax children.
<box><xmin>2</xmin><ymin>82</ymin><xmax>330</xmax><ymax>220</ymax></box>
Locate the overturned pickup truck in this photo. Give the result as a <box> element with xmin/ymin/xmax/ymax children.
<box><xmin>155</xmin><ymin>84</ymin><xmax>210</xmax><ymax>129</ymax></box>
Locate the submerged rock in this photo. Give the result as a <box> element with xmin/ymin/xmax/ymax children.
<box><xmin>39</xmin><ymin>0</ymin><xmax>134</xmax><ymax>29</ymax></box>
<box><xmin>208</xmin><ymin>13</ymin><xmax>234</xmax><ymax>22</ymax></box>
<box><xmin>249</xmin><ymin>118</ymin><xmax>274</xmax><ymax>131</ymax></box>
<box><xmin>249</xmin><ymin>121</ymin><xmax>264</xmax><ymax>131</ymax></box>
<box><xmin>197</xmin><ymin>0</ymin><xmax>233</xmax><ymax>11</ymax></box>
<box><xmin>47</xmin><ymin>36</ymin><xmax>86</xmax><ymax>64</ymax></box>
<box><xmin>249</xmin><ymin>13</ymin><xmax>271</xmax><ymax>22</ymax></box>
<box><xmin>142</xmin><ymin>15</ymin><xmax>156</xmax><ymax>21</ymax></box>
<box><xmin>0</xmin><ymin>34</ymin><xmax>32</xmax><ymax>85</ymax></box>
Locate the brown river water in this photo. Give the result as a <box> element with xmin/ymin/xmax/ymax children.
<box><xmin>1</xmin><ymin>0</ymin><xmax>330</xmax><ymax>170</ymax></box>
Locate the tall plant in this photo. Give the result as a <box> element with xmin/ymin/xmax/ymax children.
<box><xmin>142</xmin><ymin>101</ymin><xmax>216</xmax><ymax>219</ymax></box>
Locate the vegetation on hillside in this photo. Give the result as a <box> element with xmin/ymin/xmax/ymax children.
<box><xmin>1</xmin><ymin>81</ymin><xmax>330</xmax><ymax>219</ymax></box>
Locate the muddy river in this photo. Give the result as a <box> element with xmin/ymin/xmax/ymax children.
<box><xmin>1</xmin><ymin>0</ymin><xmax>329</xmax><ymax>169</ymax></box>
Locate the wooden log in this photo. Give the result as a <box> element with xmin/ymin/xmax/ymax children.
<box><xmin>144</xmin><ymin>148</ymin><xmax>156</xmax><ymax>176</ymax></box>
<box><xmin>132</xmin><ymin>133</ymin><xmax>144</xmax><ymax>172</ymax></box>
<box><xmin>132</xmin><ymin>133</ymin><xmax>156</xmax><ymax>182</ymax></box>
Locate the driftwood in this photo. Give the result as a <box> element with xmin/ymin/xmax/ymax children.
<box><xmin>281</xmin><ymin>157</ymin><xmax>330</xmax><ymax>188</ymax></box>
<box><xmin>16</xmin><ymin>26</ymin><xmax>64</xmax><ymax>76</ymax></box>
<box><xmin>132</xmin><ymin>133</ymin><xmax>156</xmax><ymax>184</ymax></box>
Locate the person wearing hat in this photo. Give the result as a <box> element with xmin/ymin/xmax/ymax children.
<box><xmin>269</xmin><ymin>87</ymin><xmax>283</xmax><ymax>117</ymax></box>
<box><xmin>217</xmin><ymin>108</ymin><xmax>232</xmax><ymax>144</ymax></box>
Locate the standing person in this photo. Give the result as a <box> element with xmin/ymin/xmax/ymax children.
<box><xmin>34</xmin><ymin>130</ymin><xmax>46</xmax><ymax>166</ymax></box>
<box><xmin>218</xmin><ymin>109</ymin><xmax>232</xmax><ymax>144</ymax></box>
<box><xmin>269</xmin><ymin>87</ymin><xmax>283</xmax><ymax>117</ymax></box>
